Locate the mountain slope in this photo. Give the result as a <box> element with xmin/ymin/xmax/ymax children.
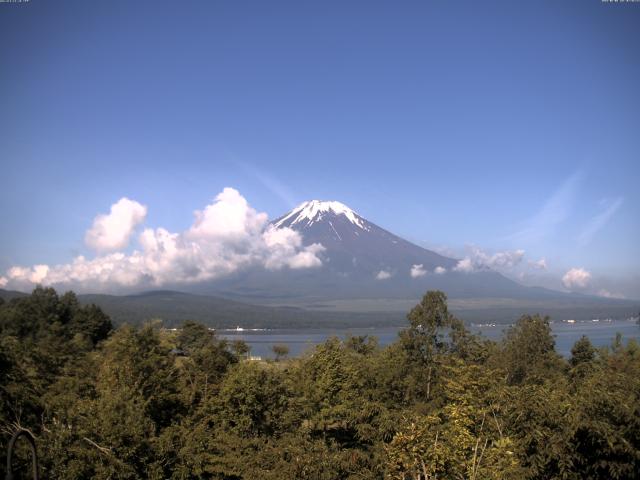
<box><xmin>0</xmin><ymin>288</ymin><xmax>29</xmax><ymax>301</ymax></box>
<box><xmin>76</xmin><ymin>290</ymin><xmax>401</xmax><ymax>328</ymax></box>
<box><xmin>273</xmin><ymin>200</ymin><xmax>458</xmax><ymax>279</ymax></box>
<box><xmin>265</xmin><ymin>200</ymin><xmax>566</xmax><ymax>300</ymax></box>
<box><xmin>191</xmin><ymin>200</ymin><xmax>589</xmax><ymax>303</ymax></box>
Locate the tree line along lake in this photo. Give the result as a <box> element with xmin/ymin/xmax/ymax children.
<box><xmin>218</xmin><ymin>317</ymin><xmax>640</xmax><ymax>359</ymax></box>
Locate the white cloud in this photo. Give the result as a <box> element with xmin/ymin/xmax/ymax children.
<box><xmin>434</xmin><ymin>266</ymin><xmax>446</xmax><ymax>275</ymax></box>
<box><xmin>485</xmin><ymin>249</ymin><xmax>525</xmax><ymax>269</ymax></box>
<box><xmin>454</xmin><ymin>258</ymin><xmax>474</xmax><ymax>273</ymax></box>
<box><xmin>528</xmin><ymin>258</ymin><xmax>547</xmax><ymax>270</ymax></box>
<box><xmin>85</xmin><ymin>197</ymin><xmax>148</xmax><ymax>252</ymax></box>
<box><xmin>2</xmin><ymin>188</ymin><xmax>325</xmax><ymax>291</ymax></box>
<box><xmin>30</xmin><ymin>264</ymin><xmax>49</xmax><ymax>283</ymax></box>
<box><xmin>285</xmin><ymin>244</ymin><xmax>325</xmax><ymax>269</ymax></box>
<box><xmin>597</xmin><ymin>289</ymin><xmax>625</xmax><ymax>299</ymax></box>
<box><xmin>263</xmin><ymin>226</ymin><xmax>324</xmax><ymax>269</ymax></box>
<box><xmin>578</xmin><ymin>197</ymin><xmax>623</xmax><ymax>247</ymax></box>
<box><xmin>0</xmin><ymin>276</ymin><xmax>7</xmax><ymax>287</ymax></box>
<box><xmin>188</xmin><ymin>188</ymin><xmax>266</xmax><ymax>241</ymax></box>
<box><xmin>376</xmin><ymin>270</ymin><xmax>392</xmax><ymax>280</ymax></box>
<box><xmin>5</xmin><ymin>265</ymin><xmax>50</xmax><ymax>284</ymax></box>
<box><xmin>562</xmin><ymin>267</ymin><xmax>592</xmax><ymax>290</ymax></box>
<box><xmin>453</xmin><ymin>247</ymin><xmax>525</xmax><ymax>273</ymax></box>
<box><xmin>410</xmin><ymin>264</ymin><xmax>426</xmax><ymax>278</ymax></box>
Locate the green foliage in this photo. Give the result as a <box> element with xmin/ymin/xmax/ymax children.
<box><xmin>502</xmin><ymin>314</ymin><xmax>565</xmax><ymax>385</ymax></box>
<box><xmin>344</xmin><ymin>334</ymin><xmax>378</xmax><ymax>355</ymax></box>
<box><xmin>231</xmin><ymin>339</ymin><xmax>251</xmax><ymax>358</ymax></box>
<box><xmin>166</xmin><ymin>319</ymin><xmax>238</xmax><ymax>420</ymax></box>
<box><xmin>398</xmin><ymin>291</ymin><xmax>448</xmax><ymax>402</ymax></box>
<box><xmin>569</xmin><ymin>341</ymin><xmax>640</xmax><ymax>479</ymax></box>
<box><xmin>570</xmin><ymin>335</ymin><xmax>596</xmax><ymax>367</ymax></box>
<box><xmin>386</xmin><ymin>407</ymin><xmax>519</xmax><ymax>480</ymax></box>
<box><xmin>2</xmin><ymin>288</ymin><xmax>640</xmax><ymax>479</ymax></box>
<box><xmin>272</xmin><ymin>343</ymin><xmax>289</xmax><ymax>361</ymax></box>
<box><xmin>177</xmin><ymin>320</ymin><xmax>214</xmax><ymax>352</ymax></box>
<box><xmin>213</xmin><ymin>362</ymin><xmax>293</xmax><ymax>437</ymax></box>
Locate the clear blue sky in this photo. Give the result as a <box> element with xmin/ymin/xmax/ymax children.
<box><xmin>1</xmin><ymin>1</ymin><xmax>639</xmax><ymax>297</ymax></box>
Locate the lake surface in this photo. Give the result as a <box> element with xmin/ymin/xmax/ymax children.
<box><xmin>219</xmin><ymin>318</ymin><xmax>640</xmax><ymax>359</ymax></box>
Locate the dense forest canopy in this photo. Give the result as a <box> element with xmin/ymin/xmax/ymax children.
<box><xmin>1</xmin><ymin>287</ymin><xmax>639</xmax><ymax>479</ymax></box>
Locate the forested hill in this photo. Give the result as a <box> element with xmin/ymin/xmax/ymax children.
<box><xmin>1</xmin><ymin>287</ymin><xmax>639</xmax><ymax>479</ymax></box>
<box><xmin>0</xmin><ymin>288</ymin><xmax>27</xmax><ymax>301</ymax></box>
<box><xmin>2</xmin><ymin>288</ymin><xmax>638</xmax><ymax>329</ymax></box>
<box><xmin>0</xmin><ymin>288</ymin><xmax>403</xmax><ymax>328</ymax></box>
<box><xmin>76</xmin><ymin>290</ymin><xmax>405</xmax><ymax>328</ymax></box>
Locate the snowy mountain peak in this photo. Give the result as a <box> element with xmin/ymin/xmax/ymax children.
<box><xmin>273</xmin><ymin>200</ymin><xmax>366</xmax><ymax>230</ymax></box>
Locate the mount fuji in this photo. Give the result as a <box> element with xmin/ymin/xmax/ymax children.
<box><xmin>203</xmin><ymin>200</ymin><xmax>580</xmax><ymax>303</ymax></box>
<box><xmin>272</xmin><ymin>200</ymin><xmax>458</xmax><ymax>281</ymax></box>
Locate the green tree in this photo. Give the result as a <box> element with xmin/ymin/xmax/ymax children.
<box><xmin>214</xmin><ymin>361</ymin><xmax>293</xmax><ymax>437</ymax></box>
<box><xmin>398</xmin><ymin>290</ymin><xmax>458</xmax><ymax>401</ymax></box>
<box><xmin>70</xmin><ymin>304</ymin><xmax>113</xmax><ymax>346</ymax></box>
<box><xmin>176</xmin><ymin>320</ymin><xmax>214</xmax><ymax>352</ymax></box>
<box><xmin>569</xmin><ymin>340</ymin><xmax>640</xmax><ymax>479</ymax></box>
<box><xmin>387</xmin><ymin>412</ymin><xmax>520</xmax><ymax>480</ymax></box>
<box><xmin>568</xmin><ymin>335</ymin><xmax>597</xmax><ymax>385</ymax></box>
<box><xmin>272</xmin><ymin>343</ymin><xmax>289</xmax><ymax>361</ymax></box>
<box><xmin>231</xmin><ymin>339</ymin><xmax>250</xmax><ymax>359</ymax></box>
<box><xmin>173</xmin><ymin>321</ymin><xmax>237</xmax><ymax>410</ymax></box>
<box><xmin>344</xmin><ymin>334</ymin><xmax>378</xmax><ymax>355</ymax></box>
<box><xmin>570</xmin><ymin>335</ymin><xmax>596</xmax><ymax>367</ymax></box>
<box><xmin>502</xmin><ymin>314</ymin><xmax>564</xmax><ymax>385</ymax></box>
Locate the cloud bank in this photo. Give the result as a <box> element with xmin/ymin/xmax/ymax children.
<box><xmin>453</xmin><ymin>247</ymin><xmax>525</xmax><ymax>273</ymax></box>
<box><xmin>0</xmin><ymin>188</ymin><xmax>324</xmax><ymax>292</ymax></box>
<box><xmin>597</xmin><ymin>289</ymin><xmax>625</xmax><ymax>299</ymax></box>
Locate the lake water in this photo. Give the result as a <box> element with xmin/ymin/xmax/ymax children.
<box><xmin>219</xmin><ymin>319</ymin><xmax>640</xmax><ymax>359</ymax></box>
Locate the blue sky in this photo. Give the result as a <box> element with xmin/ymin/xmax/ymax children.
<box><xmin>1</xmin><ymin>1</ymin><xmax>639</xmax><ymax>297</ymax></box>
